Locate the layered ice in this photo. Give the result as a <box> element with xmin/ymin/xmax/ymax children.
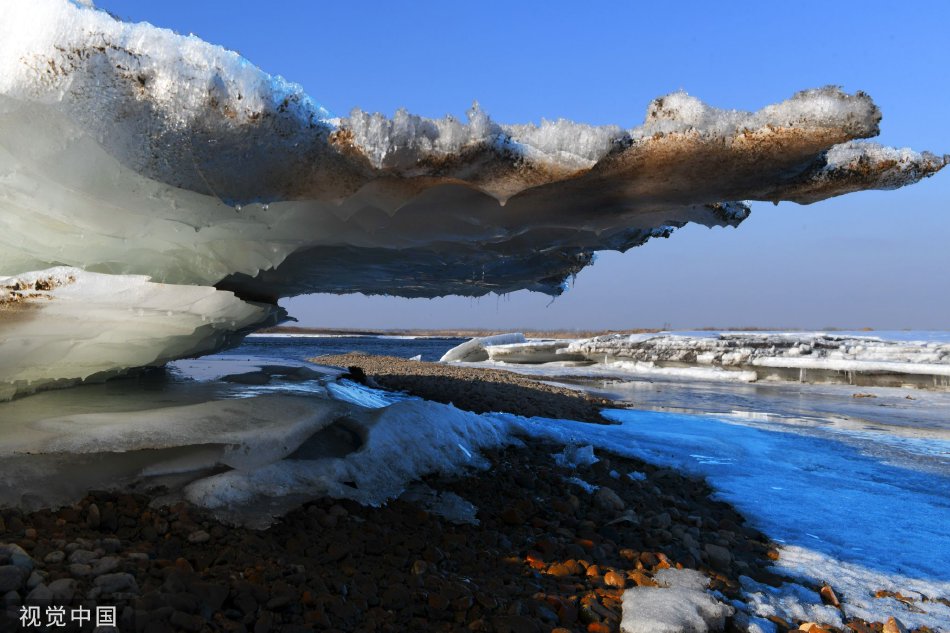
<box><xmin>0</xmin><ymin>267</ymin><xmax>277</xmax><ymax>400</ymax></box>
<box><xmin>0</xmin><ymin>0</ymin><xmax>945</xmax><ymax>378</ymax></box>
<box><xmin>439</xmin><ymin>333</ymin><xmax>526</xmax><ymax>362</ymax></box>
<box><xmin>446</xmin><ymin>332</ymin><xmax>950</xmax><ymax>389</ymax></box>
<box><xmin>0</xmin><ymin>357</ymin><xmax>517</xmax><ymax>525</ymax></box>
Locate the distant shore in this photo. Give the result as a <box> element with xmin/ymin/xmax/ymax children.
<box><xmin>256</xmin><ymin>325</ymin><xmax>882</xmax><ymax>339</ymax></box>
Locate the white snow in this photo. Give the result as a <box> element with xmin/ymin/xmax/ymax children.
<box><xmin>621</xmin><ymin>568</ymin><xmax>733</xmax><ymax>633</ymax></box>
<box><xmin>184</xmin><ymin>399</ymin><xmax>517</xmax><ymax>525</ymax></box>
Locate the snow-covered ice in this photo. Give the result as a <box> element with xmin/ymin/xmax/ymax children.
<box><xmin>0</xmin><ymin>1</ymin><xmax>945</xmax><ymax>379</ymax></box>
<box><xmin>462</xmin><ymin>331</ymin><xmax>950</xmax><ymax>389</ymax></box>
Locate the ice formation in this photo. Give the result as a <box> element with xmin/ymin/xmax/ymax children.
<box><xmin>0</xmin><ymin>267</ymin><xmax>277</xmax><ymax>400</ymax></box>
<box><xmin>0</xmin><ymin>0</ymin><xmax>947</xmax><ymax>393</ymax></box>
<box><xmin>446</xmin><ymin>332</ymin><xmax>950</xmax><ymax>389</ymax></box>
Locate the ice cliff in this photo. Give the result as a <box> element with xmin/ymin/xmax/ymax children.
<box><xmin>0</xmin><ymin>0</ymin><xmax>946</xmax><ymax>398</ymax></box>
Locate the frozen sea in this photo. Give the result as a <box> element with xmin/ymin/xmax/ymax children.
<box><xmin>0</xmin><ymin>331</ymin><xmax>946</xmax><ymax>628</ymax></box>
<box><xmin>239</xmin><ymin>331</ymin><xmax>950</xmax><ymax>629</ymax></box>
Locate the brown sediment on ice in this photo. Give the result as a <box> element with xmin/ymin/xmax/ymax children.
<box><xmin>0</xmin><ymin>272</ymin><xmax>75</xmax><ymax>307</ymax></box>
<box><xmin>311</xmin><ymin>353</ymin><xmax>614</xmax><ymax>424</ymax></box>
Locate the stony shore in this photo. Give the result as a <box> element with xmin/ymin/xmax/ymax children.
<box><xmin>0</xmin><ymin>360</ymin><xmax>935</xmax><ymax>632</ymax></box>
<box><xmin>311</xmin><ymin>353</ymin><xmax>613</xmax><ymax>424</ymax></box>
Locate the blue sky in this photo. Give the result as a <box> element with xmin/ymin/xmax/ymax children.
<box><xmin>97</xmin><ymin>1</ymin><xmax>949</xmax><ymax>329</ymax></box>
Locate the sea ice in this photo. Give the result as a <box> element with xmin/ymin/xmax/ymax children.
<box><xmin>0</xmin><ymin>0</ymin><xmax>945</xmax><ymax>377</ymax></box>
<box><xmin>455</xmin><ymin>332</ymin><xmax>950</xmax><ymax>389</ymax></box>
<box><xmin>440</xmin><ymin>333</ymin><xmax>526</xmax><ymax>363</ymax></box>
<box><xmin>0</xmin><ymin>267</ymin><xmax>276</xmax><ymax>400</ymax></box>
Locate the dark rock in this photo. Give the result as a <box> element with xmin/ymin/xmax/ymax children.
<box><xmin>170</xmin><ymin>610</ymin><xmax>205</xmax><ymax>632</ymax></box>
<box><xmin>704</xmin><ymin>543</ymin><xmax>732</xmax><ymax>571</ymax></box>
<box><xmin>0</xmin><ymin>566</ymin><xmax>24</xmax><ymax>593</ymax></box>
<box><xmin>94</xmin><ymin>572</ymin><xmax>139</xmax><ymax>594</ymax></box>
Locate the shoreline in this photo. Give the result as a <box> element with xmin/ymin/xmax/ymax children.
<box><xmin>2</xmin><ymin>442</ymin><xmax>782</xmax><ymax>633</ymax></box>
<box><xmin>0</xmin><ymin>355</ymin><xmax>938</xmax><ymax>632</ymax></box>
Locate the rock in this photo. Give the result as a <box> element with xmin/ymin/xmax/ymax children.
<box><xmin>68</xmin><ymin>563</ymin><xmax>92</xmax><ymax>577</ymax></box>
<box><xmin>94</xmin><ymin>572</ymin><xmax>139</xmax><ymax>594</ymax></box>
<box><xmin>651</xmin><ymin>512</ymin><xmax>672</xmax><ymax>529</ymax></box>
<box><xmin>603</xmin><ymin>570</ymin><xmax>626</xmax><ymax>588</ymax></box>
<box><xmin>25</xmin><ymin>583</ymin><xmax>52</xmax><ymax>604</ymax></box>
<box><xmin>48</xmin><ymin>578</ymin><xmax>77</xmax><ymax>602</ymax></box>
<box><xmin>0</xmin><ymin>544</ymin><xmax>33</xmax><ymax>571</ymax></box>
<box><xmin>500</xmin><ymin>506</ymin><xmax>524</xmax><ymax>525</ymax></box>
<box><xmin>2</xmin><ymin>590</ymin><xmax>20</xmax><ymax>608</ymax></box>
<box><xmin>593</xmin><ymin>487</ymin><xmax>625</xmax><ymax>513</ymax></box>
<box><xmin>883</xmin><ymin>617</ymin><xmax>909</xmax><ymax>633</ymax></box>
<box><xmin>91</xmin><ymin>556</ymin><xmax>120</xmax><ymax>576</ymax></box>
<box><xmin>491</xmin><ymin>615</ymin><xmax>541</xmax><ymax>633</ymax></box>
<box><xmin>819</xmin><ymin>584</ymin><xmax>840</xmax><ymax>608</ymax></box>
<box><xmin>44</xmin><ymin>550</ymin><xmax>65</xmax><ymax>564</ymax></box>
<box><xmin>170</xmin><ymin>610</ymin><xmax>205</xmax><ymax>632</ymax></box>
<box><xmin>187</xmin><ymin>530</ymin><xmax>210</xmax><ymax>544</ymax></box>
<box><xmin>68</xmin><ymin>548</ymin><xmax>97</xmax><ymax>565</ymax></box>
<box><xmin>86</xmin><ymin>503</ymin><xmax>101</xmax><ymax>528</ymax></box>
<box><xmin>26</xmin><ymin>570</ymin><xmax>43</xmax><ymax>590</ymax></box>
<box><xmin>704</xmin><ymin>543</ymin><xmax>732</xmax><ymax>570</ymax></box>
<box><xmin>0</xmin><ymin>565</ymin><xmax>25</xmax><ymax>593</ymax></box>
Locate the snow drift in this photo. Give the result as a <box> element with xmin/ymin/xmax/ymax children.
<box><xmin>0</xmin><ymin>0</ymin><xmax>946</xmax><ymax>394</ymax></box>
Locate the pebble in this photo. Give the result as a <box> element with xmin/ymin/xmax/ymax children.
<box><xmin>43</xmin><ymin>550</ymin><xmax>65</xmax><ymax>564</ymax></box>
<box><xmin>593</xmin><ymin>487</ymin><xmax>625</xmax><ymax>513</ymax></box>
<box><xmin>0</xmin><ymin>543</ymin><xmax>32</xmax><ymax>571</ymax></box>
<box><xmin>883</xmin><ymin>617</ymin><xmax>909</xmax><ymax>633</ymax></box>
<box><xmin>25</xmin><ymin>583</ymin><xmax>52</xmax><ymax>604</ymax></box>
<box><xmin>819</xmin><ymin>584</ymin><xmax>840</xmax><ymax>607</ymax></box>
<box><xmin>704</xmin><ymin>543</ymin><xmax>732</xmax><ymax>570</ymax></box>
<box><xmin>94</xmin><ymin>572</ymin><xmax>139</xmax><ymax>594</ymax></box>
<box><xmin>603</xmin><ymin>570</ymin><xmax>626</xmax><ymax>588</ymax></box>
<box><xmin>0</xmin><ymin>445</ymin><xmax>861</xmax><ymax>633</ymax></box>
<box><xmin>68</xmin><ymin>548</ymin><xmax>97</xmax><ymax>564</ymax></box>
<box><xmin>187</xmin><ymin>529</ymin><xmax>210</xmax><ymax>544</ymax></box>
<box><xmin>0</xmin><ymin>566</ymin><xmax>24</xmax><ymax>593</ymax></box>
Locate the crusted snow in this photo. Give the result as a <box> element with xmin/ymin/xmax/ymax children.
<box><xmin>621</xmin><ymin>567</ymin><xmax>733</xmax><ymax>633</ymax></box>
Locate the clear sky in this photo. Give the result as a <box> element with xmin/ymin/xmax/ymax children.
<box><xmin>96</xmin><ymin>0</ymin><xmax>949</xmax><ymax>330</ymax></box>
